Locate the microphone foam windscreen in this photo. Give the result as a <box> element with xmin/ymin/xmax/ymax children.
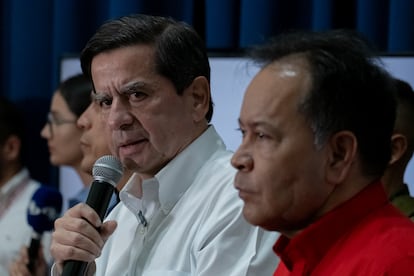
<box><xmin>27</xmin><ymin>186</ymin><xmax>63</xmax><ymax>233</ymax></box>
<box><xmin>92</xmin><ymin>155</ymin><xmax>123</xmax><ymax>187</ymax></box>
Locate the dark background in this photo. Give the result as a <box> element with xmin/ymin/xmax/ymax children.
<box><xmin>1</xmin><ymin>0</ymin><xmax>414</xmax><ymax>187</ymax></box>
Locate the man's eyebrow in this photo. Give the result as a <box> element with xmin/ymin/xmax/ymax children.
<box><xmin>91</xmin><ymin>81</ymin><xmax>150</xmax><ymax>99</ymax></box>
<box><xmin>91</xmin><ymin>92</ymin><xmax>107</xmax><ymax>102</ymax></box>
<box><xmin>120</xmin><ymin>81</ymin><xmax>147</xmax><ymax>94</ymax></box>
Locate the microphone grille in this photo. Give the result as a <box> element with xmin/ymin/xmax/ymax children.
<box><xmin>92</xmin><ymin>155</ymin><xmax>124</xmax><ymax>186</ymax></box>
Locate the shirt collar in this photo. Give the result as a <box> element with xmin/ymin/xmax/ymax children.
<box><xmin>274</xmin><ymin>180</ymin><xmax>389</xmax><ymax>273</ymax></box>
<box><xmin>120</xmin><ymin>174</ymin><xmax>159</xmax><ymax>213</ymax></box>
<box><xmin>120</xmin><ymin>125</ymin><xmax>226</xmax><ymax>215</ymax></box>
<box><xmin>0</xmin><ymin>168</ymin><xmax>29</xmax><ymax>196</ymax></box>
<box><xmin>156</xmin><ymin>125</ymin><xmax>225</xmax><ymax>213</ymax></box>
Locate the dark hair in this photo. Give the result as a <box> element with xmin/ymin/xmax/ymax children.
<box><xmin>394</xmin><ymin>79</ymin><xmax>414</xmax><ymax>158</ymax></box>
<box><xmin>80</xmin><ymin>13</ymin><xmax>213</xmax><ymax>122</ymax></box>
<box><xmin>249</xmin><ymin>29</ymin><xmax>396</xmax><ymax>178</ymax></box>
<box><xmin>58</xmin><ymin>74</ymin><xmax>92</xmax><ymax>117</ymax></box>
<box><xmin>0</xmin><ymin>96</ymin><xmax>25</xmax><ymax>162</ymax></box>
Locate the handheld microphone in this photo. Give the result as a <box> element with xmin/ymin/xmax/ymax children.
<box><xmin>27</xmin><ymin>186</ymin><xmax>63</xmax><ymax>272</ymax></box>
<box><xmin>62</xmin><ymin>155</ymin><xmax>123</xmax><ymax>276</ymax></box>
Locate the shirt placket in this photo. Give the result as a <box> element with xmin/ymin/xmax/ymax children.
<box><xmin>130</xmin><ymin>203</ymin><xmax>165</xmax><ymax>275</ymax></box>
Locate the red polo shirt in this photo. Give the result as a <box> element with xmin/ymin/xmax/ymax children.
<box><xmin>273</xmin><ymin>181</ymin><xmax>414</xmax><ymax>275</ymax></box>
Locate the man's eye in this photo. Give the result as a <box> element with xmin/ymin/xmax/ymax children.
<box><xmin>129</xmin><ymin>91</ymin><xmax>147</xmax><ymax>100</ymax></box>
<box><xmin>98</xmin><ymin>98</ymin><xmax>112</xmax><ymax>107</ymax></box>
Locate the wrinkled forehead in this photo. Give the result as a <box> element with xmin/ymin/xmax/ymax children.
<box><xmin>90</xmin><ymin>44</ymin><xmax>156</xmax><ymax>76</ymax></box>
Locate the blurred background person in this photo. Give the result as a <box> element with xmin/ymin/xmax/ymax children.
<box><xmin>9</xmin><ymin>88</ymin><xmax>132</xmax><ymax>276</ymax></box>
<box><xmin>0</xmin><ymin>96</ymin><xmax>54</xmax><ymax>275</ymax></box>
<box><xmin>40</xmin><ymin>74</ymin><xmax>92</xmax><ymax>210</ymax></box>
<box><xmin>77</xmin><ymin>92</ymin><xmax>133</xmax><ymax>206</ymax></box>
<box><xmin>382</xmin><ymin>78</ymin><xmax>414</xmax><ymax>220</ymax></box>
<box><xmin>6</xmin><ymin>74</ymin><xmax>91</xmax><ymax>276</ymax></box>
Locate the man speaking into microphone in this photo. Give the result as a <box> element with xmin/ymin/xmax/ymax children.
<box><xmin>50</xmin><ymin>14</ymin><xmax>278</xmax><ymax>276</ymax></box>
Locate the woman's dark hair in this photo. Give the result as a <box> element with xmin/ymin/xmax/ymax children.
<box><xmin>58</xmin><ymin>74</ymin><xmax>92</xmax><ymax>117</ymax></box>
<box><xmin>0</xmin><ymin>96</ymin><xmax>26</xmax><ymax>162</ymax></box>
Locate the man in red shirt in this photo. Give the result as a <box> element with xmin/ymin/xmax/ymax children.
<box><xmin>231</xmin><ymin>29</ymin><xmax>414</xmax><ymax>275</ymax></box>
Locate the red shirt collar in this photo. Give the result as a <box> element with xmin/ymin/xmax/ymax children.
<box><xmin>273</xmin><ymin>180</ymin><xmax>389</xmax><ymax>274</ymax></box>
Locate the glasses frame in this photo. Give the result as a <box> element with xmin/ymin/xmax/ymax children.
<box><xmin>46</xmin><ymin>112</ymin><xmax>77</xmax><ymax>138</ymax></box>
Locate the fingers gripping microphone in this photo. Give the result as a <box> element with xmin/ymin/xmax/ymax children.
<box><xmin>27</xmin><ymin>186</ymin><xmax>63</xmax><ymax>272</ymax></box>
<box><xmin>62</xmin><ymin>155</ymin><xmax>123</xmax><ymax>276</ymax></box>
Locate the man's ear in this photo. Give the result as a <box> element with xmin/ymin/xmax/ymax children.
<box><xmin>187</xmin><ymin>76</ymin><xmax>210</xmax><ymax>122</ymax></box>
<box><xmin>2</xmin><ymin>135</ymin><xmax>21</xmax><ymax>161</ymax></box>
<box><xmin>325</xmin><ymin>131</ymin><xmax>357</xmax><ymax>185</ymax></box>
<box><xmin>388</xmin><ymin>133</ymin><xmax>407</xmax><ymax>166</ymax></box>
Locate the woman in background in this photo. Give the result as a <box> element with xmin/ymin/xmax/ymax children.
<box><xmin>8</xmin><ymin>74</ymin><xmax>92</xmax><ymax>276</ymax></box>
<box><xmin>40</xmin><ymin>74</ymin><xmax>93</xmax><ymax>209</ymax></box>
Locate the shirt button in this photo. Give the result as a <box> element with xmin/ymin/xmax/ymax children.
<box><xmin>139</xmin><ymin>226</ymin><xmax>145</xmax><ymax>234</ymax></box>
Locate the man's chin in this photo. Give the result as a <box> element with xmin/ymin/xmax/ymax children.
<box><xmin>121</xmin><ymin>157</ymin><xmax>139</xmax><ymax>171</ymax></box>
